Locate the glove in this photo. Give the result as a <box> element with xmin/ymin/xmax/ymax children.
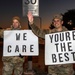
<box><xmin>19</xmin><ymin>54</ymin><xmax>23</xmax><ymax>58</ymax></box>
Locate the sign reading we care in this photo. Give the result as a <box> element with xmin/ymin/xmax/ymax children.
<box><xmin>3</xmin><ymin>30</ymin><xmax>39</xmax><ymax>56</ymax></box>
<box><xmin>45</xmin><ymin>30</ymin><xmax>75</xmax><ymax>65</ymax></box>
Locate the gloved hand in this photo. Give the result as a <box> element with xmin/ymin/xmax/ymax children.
<box><xmin>19</xmin><ymin>54</ymin><xmax>23</xmax><ymax>58</ymax></box>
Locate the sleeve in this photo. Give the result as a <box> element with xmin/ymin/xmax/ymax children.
<box><xmin>30</xmin><ymin>24</ymin><xmax>50</xmax><ymax>39</ymax></box>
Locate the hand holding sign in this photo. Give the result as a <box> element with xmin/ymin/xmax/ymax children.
<box><xmin>19</xmin><ymin>54</ymin><xmax>23</xmax><ymax>58</ymax></box>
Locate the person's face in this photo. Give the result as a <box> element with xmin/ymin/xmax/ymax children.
<box><xmin>12</xmin><ymin>19</ymin><xmax>20</xmax><ymax>28</ymax></box>
<box><xmin>53</xmin><ymin>18</ymin><xmax>63</xmax><ymax>28</ymax></box>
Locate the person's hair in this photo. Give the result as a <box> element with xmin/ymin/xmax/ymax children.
<box><xmin>52</xmin><ymin>14</ymin><xmax>63</xmax><ymax>21</ymax></box>
<box><xmin>12</xmin><ymin>16</ymin><xmax>21</xmax><ymax>23</ymax></box>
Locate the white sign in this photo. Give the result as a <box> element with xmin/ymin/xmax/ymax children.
<box><xmin>23</xmin><ymin>0</ymin><xmax>39</xmax><ymax>16</ymax></box>
<box><xmin>3</xmin><ymin>30</ymin><xmax>39</xmax><ymax>56</ymax></box>
<box><xmin>45</xmin><ymin>30</ymin><xmax>75</xmax><ymax>65</ymax></box>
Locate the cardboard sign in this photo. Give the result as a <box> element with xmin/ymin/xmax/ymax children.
<box><xmin>3</xmin><ymin>30</ymin><xmax>39</xmax><ymax>56</ymax></box>
<box><xmin>45</xmin><ymin>30</ymin><xmax>75</xmax><ymax>65</ymax></box>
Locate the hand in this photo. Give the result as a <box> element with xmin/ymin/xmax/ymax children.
<box><xmin>27</xmin><ymin>11</ymin><xmax>34</xmax><ymax>24</ymax></box>
<box><xmin>19</xmin><ymin>54</ymin><xmax>23</xmax><ymax>58</ymax></box>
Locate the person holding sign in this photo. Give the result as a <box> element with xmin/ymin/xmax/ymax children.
<box><xmin>27</xmin><ymin>12</ymin><xmax>74</xmax><ymax>75</ymax></box>
<box><xmin>0</xmin><ymin>16</ymin><xmax>25</xmax><ymax>75</ymax></box>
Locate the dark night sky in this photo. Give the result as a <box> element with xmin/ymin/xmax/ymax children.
<box><xmin>0</xmin><ymin>0</ymin><xmax>75</xmax><ymax>29</ymax></box>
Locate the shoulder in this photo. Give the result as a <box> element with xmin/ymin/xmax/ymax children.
<box><xmin>6</xmin><ymin>28</ymin><xmax>11</xmax><ymax>30</ymax></box>
<box><xmin>51</xmin><ymin>28</ymin><xmax>56</xmax><ymax>33</ymax></box>
<box><xmin>62</xmin><ymin>26</ymin><xmax>68</xmax><ymax>31</ymax></box>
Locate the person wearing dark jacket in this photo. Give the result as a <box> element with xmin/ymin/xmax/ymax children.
<box><xmin>27</xmin><ymin>11</ymin><xmax>74</xmax><ymax>75</ymax></box>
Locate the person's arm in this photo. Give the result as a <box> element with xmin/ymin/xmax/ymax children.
<box><xmin>30</xmin><ymin>23</ymin><xmax>50</xmax><ymax>39</ymax></box>
<box><xmin>27</xmin><ymin>11</ymin><xmax>50</xmax><ymax>39</ymax></box>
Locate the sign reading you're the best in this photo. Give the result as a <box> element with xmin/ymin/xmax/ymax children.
<box><xmin>45</xmin><ymin>30</ymin><xmax>75</xmax><ymax>65</ymax></box>
<box><xmin>3</xmin><ymin>30</ymin><xmax>39</xmax><ymax>56</ymax></box>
